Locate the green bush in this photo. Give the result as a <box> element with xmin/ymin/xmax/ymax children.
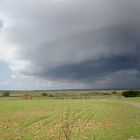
<box><xmin>122</xmin><ymin>90</ymin><xmax>140</xmax><ymax>97</ymax></box>
<box><xmin>2</xmin><ymin>91</ymin><xmax>10</xmax><ymax>97</ymax></box>
<box><xmin>112</xmin><ymin>91</ymin><xmax>117</xmax><ymax>94</ymax></box>
<box><xmin>41</xmin><ymin>93</ymin><xmax>48</xmax><ymax>96</ymax></box>
<box><xmin>48</xmin><ymin>94</ymin><xmax>54</xmax><ymax>97</ymax></box>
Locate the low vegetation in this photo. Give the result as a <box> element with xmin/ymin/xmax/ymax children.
<box><xmin>41</xmin><ymin>92</ymin><xmax>48</xmax><ymax>96</ymax></box>
<box><xmin>2</xmin><ymin>91</ymin><xmax>10</xmax><ymax>97</ymax></box>
<box><xmin>0</xmin><ymin>90</ymin><xmax>123</xmax><ymax>99</ymax></box>
<box><xmin>122</xmin><ymin>90</ymin><xmax>140</xmax><ymax>97</ymax></box>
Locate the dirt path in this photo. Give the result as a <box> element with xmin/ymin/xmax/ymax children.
<box><xmin>127</xmin><ymin>101</ymin><xmax>140</xmax><ymax>108</ymax></box>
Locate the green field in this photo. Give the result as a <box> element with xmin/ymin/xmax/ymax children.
<box><xmin>0</xmin><ymin>98</ymin><xmax>140</xmax><ymax>140</ymax></box>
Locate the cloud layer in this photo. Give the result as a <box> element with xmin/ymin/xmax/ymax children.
<box><xmin>0</xmin><ymin>20</ymin><xmax>3</xmax><ymax>29</ymax></box>
<box><xmin>0</xmin><ymin>0</ymin><xmax>140</xmax><ymax>89</ymax></box>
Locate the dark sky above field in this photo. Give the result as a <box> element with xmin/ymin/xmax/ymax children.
<box><xmin>0</xmin><ymin>0</ymin><xmax>140</xmax><ymax>89</ymax></box>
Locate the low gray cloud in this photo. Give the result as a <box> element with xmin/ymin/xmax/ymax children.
<box><xmin>0</xmin><ymin>0</ymin><xmax>140</xmax><ymax>89</ymax></box>
<box><xmin>95</xmin><ymin>69</ymin><xmax>140</xmax><ymax>89</ymax></box>
<box><xmin>0</xmin><ymin>20</ymin><xmax>3</xmax><ymax>30</ymax></box>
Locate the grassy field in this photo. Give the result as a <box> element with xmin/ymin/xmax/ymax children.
<box><xmin>0</xmin><ymin>97</ymin><xmax>140</xmax><ymax>140</ymax></box>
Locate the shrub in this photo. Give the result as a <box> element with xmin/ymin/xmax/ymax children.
<box><xmin>122</xmin><ymin>90</ymin><xmax>140</xmax><ymax>97</ymax></box>
<box><xmin>2</xmin><ymin>91</ymin><xmax>10</xmax><ymax>97</ymax></box>
<box><xmin>41</xmin><ymin>93</ymin><xmax>48</xmax><ymax>96</ymax></box>
<box><xmin>102</xmin><ymin>92</ymin><xmax>110</xmax><ymax>95</ymax></box>
<box><xmin>48</xmin><ymin>94</ymin><xmax>54</xmax><ymax>97</ymax></box>
<box><xmin>112</xmin><ymin>91</ymin><xmax>117</xmax><ymax>94</ymax></box>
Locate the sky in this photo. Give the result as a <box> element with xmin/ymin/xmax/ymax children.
<box><xmin>0</xmin><ymin>0</ymin><xmax>140</xmax><ymax>90</ymax></box>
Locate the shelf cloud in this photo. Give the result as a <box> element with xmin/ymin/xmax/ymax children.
<box><xmin>0</xmin><ymin>0</ymin><xmax>140</xmax><ymax>89</ymax></box>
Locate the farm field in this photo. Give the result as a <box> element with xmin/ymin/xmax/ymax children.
<box><xmin>0</xmin><ymin>98</ymin><xmax>140</xmax><ymax>140</ymax></box>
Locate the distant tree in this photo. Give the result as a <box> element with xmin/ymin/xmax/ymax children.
<box><xmin>2</xmin><ymin>91</ymin><xmax>10</xmax><ymax>97</ymax></box>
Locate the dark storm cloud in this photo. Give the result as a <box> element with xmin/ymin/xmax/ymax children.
<box><xmin>0</xmin><ymin>0</ymin><xmax>140</xmax><ymax>88</ymax></box>
<box><xmin>42</xmin><ymin>55</ymin><xmax>139</xmax><ymax>82</ymax></box>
